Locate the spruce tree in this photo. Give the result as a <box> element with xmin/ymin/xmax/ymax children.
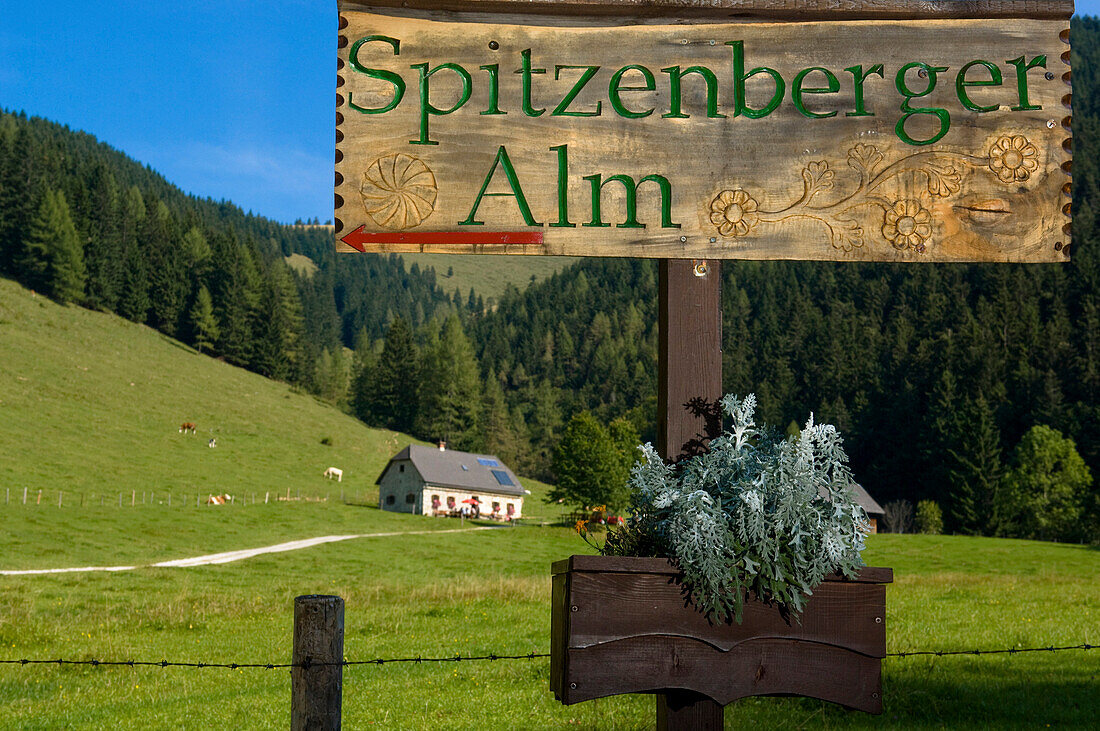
<box><xmin>189</xmin><ymin>285</ymin><xmax>219</xmax><ymax>354</ymax></box>
<box><xmin>480</xmin><ymin>369</ymin><xmax>516</xmax><ymax>461</ymax></box>
<box><xmin>361</xmin><ymin>317</ymin><xmax>419</xmax><ymax>432</ymax></box>
<box><xmin>416</xmin><ymin>314</ymin><xmax>481</xmax><ymax>449</ymax></box>
<box><xmin>946</xmin><ymin>393</ymin><xmax>1006</xmax><ymax>535</ymax></box>
<box><xmin>81</xmin><ymin>164</ymin><xmax>123</xmax><ymax>311</ymax></box>
<box><xmin>18</xmin><ymin>188</ymin><xmax>85</xmax><ymax>304</ymax></box>
<box><xmin>115</xmin><ymin>186</ymin><xmax>149</xmax><ymax>322</ymax></box>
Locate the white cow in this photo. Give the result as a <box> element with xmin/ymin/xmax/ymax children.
<box><xmin>205</xmin><ymin>494</ymin><xmax>232</xmax><ymax>505</ymax></box>
<box><xmin>323</xmin><ymin>467</ymin><xmax>343</xmax><ymax>482</ymax></box>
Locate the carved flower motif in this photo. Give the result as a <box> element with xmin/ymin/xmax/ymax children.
<box><xmin>882</xmin><ymin>199</ymin><xmax>933</xmax><ymax>252</ymax></box>
<box><xmin>709</xmin><ymin>189</ymin><xmax>759</xmax><ymax>237</ymax></box>
<box><xmin>989</xmin><ymin>135</ymin><xmax>1039</xmax><ymax>183</ymax></box>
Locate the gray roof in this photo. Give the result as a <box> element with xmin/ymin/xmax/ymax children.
<box><xmin>376</xmin><ymin>444</ymin><xmax>525</xmax><ymax>497</ymax></box>
<box><xmin>817</xmin><ymin>482</ymin><xmax>884</xmax><ymax>517</ymax></box>
<box><xmin>849</xmin><ymin>483</ymin><xmax>885</xmax><ymax>517</ymax></box>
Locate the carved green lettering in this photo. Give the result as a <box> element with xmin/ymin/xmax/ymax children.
<box><xmin>460</xmin><ymin>146</ymin><xmax>541</xmax><ymax>227</ymax></box>
<box><xmin>1007</xmin><ymin>55</ymin><xmax>1047</xmax><ymax>111</ymax></box>
<box><xmin>844</xmin><ymin>64</ymin><xmax>884</xmax><ymax>117</ymax></box>
<box><xmin>550</xmin><ymin>144</ymin><xmax>574</xmax><ymax>227</ymax></box>
<box><xmin>792</xmin><ymin>67</ymin><xmax>840</xmax><ymax>119</ymax></box>
<box><xmin>479</xmin><ymin>64</ymin><xmax>505</xmax><ymax>115</ymax></box>
<box><xmin>515</xmin><ymin>49</ymin><xmax>546</xmax><ymax>117</ymax></box>
<box><xmin>895</xmin><ymin>62</ymin><xmax>950</xmax><ymax>146</ymax></box>
<box><xmin>347</xmin><ymin>35</ymin><xmax>405</xmax><ymax>115</ymax></box>
<box><xmin>410</xmin><ymin>62</ymin><xmax>472</xmax><ymax>146</ymax></box>
<box><xmin>552</xmin><ymin>65</ymin><xmax>602</xmax><ymax>116</ymax></box>
<box><xmin>661</xmin><ymin>65</ymin><xmax>725</xmax><ymax>119</ymax></box>
<box><xmin>727</xmin><ymin>41</ymin><xmax>785</xmax><ymax>119</ymax></box>
<box><xmin>609</xmin><ymin>65</ymin><xmax>656</xmax><ymax>118</ymax></box>
<box><xmin>583</xmin><ymin>174</ymin><xmax>679</xmax><ymax>229</ymax></box>
<box><xmin>954</xmin><ymin>60</ymin><xmax>1002</xmax><ymax>113</ymax></box>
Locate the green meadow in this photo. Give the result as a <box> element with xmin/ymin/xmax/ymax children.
<box><xmin>2</xmin><ymin>278</ymin><xmax>1098</xmax><ymax>728</ymax></box>
<box><xmin>400</xmin><ymin>253</ymin><xmax>578</xmax><ymax>302</ymax></box>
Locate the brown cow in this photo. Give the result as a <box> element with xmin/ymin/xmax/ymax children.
<box><xmin>179</xmin><ymin>422</ymin><xmax>196</xmax><ymax>434</ymax></box>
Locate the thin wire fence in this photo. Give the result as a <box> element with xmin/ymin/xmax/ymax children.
<box><xmin>1</xmin><ymin>643</ymin><xmax>1093</xmax><ymax>670</ymax></box>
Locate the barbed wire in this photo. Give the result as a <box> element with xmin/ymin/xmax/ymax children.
<box><xmin>0</xmin><ymin>652</ymin><xmax>550</xmax><ymax>670</ymax></box>
<box><xmin>887</xmin><ymin>643</ymin><xmax>1094</xmax><ymax>658</ymax></box>
<box><xmin>0</xmin><ymin>644</ymin><xmax>1093</xmax><ymax>670</ymax></box>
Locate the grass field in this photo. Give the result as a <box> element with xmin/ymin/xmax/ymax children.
<box><xmin>0</xmin><ymin>277</ymin><xmax>557</xmax><ymax>522</ymax></box>
<box><xmin>0</xmin><ymin>517</ymin><xmax>1096</xmax><ymax>729</ymax></box>
<box><xmin>2</xmin><ymin>277</ymin><xmax>1098</xmax><ymax>728</ymax></box>
<box><xmin>401</xmin><ymin>254</ymin><xmax>578</xmax><ymax>303</ymax></box>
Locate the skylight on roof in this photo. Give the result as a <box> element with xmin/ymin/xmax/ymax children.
<box><xmin>476</xmin><ymin>457</ymin><xmax>500</xmax><ymax>467</ymax></box>
<box><xmin>491</xmin><ymin>469</ymin><xmax>515</xmax><ymax>486</ymax></box>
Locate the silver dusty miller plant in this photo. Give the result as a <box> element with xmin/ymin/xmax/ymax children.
<box><xmin>605</xmin><ymin>394</ymin><xmax>870</xmax><ymax>623</ymax></box>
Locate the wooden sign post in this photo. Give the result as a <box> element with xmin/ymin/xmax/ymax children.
<box><xmin>657</xmin><ymin>257</ymin><xmax>724</xmax><ymax>727</ymax></box>
<box><xmin>335</xmin><ymin>1</ymin><xmax>1073</xmax><ymax>726</ymax></box>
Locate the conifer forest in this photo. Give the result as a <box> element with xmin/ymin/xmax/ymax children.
<box><xmin>2</xmin><ymin>18</ymin><xmax>1099</xmax><ymax>543</ymax></box>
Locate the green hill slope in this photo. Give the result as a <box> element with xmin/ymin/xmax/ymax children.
<box><xmin>0</xmin><ymin>276</ymin><xmax>550</xmax><ymax>515</ymax></box>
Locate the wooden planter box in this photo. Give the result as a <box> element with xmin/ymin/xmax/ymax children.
<box><xmin>551</xmin><ymin>555</ymin><xmax>892</xmax><ymax>713</ymax></box>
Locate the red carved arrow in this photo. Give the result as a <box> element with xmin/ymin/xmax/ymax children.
<box><xmin>340</xmin><ymin>225</ymin><xmax>544</xmax><ymax>252</ymax></box>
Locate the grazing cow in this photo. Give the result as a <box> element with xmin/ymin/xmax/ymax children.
<box><xmin>208</xmin><ymin>438</ymin><xmax>217</xmax><ymax>448</ymax></box>
<box><xmin>324</xmin><ymin>467</ymin><xmax>343</xmax><ymax>482</ymax></box>
<box><xmin>205</xmin><ymin>494</ymin><xmax>232</xmax><ymax>505</ymax></box>
<box><xmin>179</xmin><ymin>422</ymin><xmax>196</xmax><ymax>434</ymax></box>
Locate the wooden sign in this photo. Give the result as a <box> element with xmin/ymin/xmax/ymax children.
<box><xmin>335</xmin><ymin>1</ymin><xmax>1072</xmax><ymax>262</ymax></box>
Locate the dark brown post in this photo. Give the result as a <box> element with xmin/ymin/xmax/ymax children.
<box><xmin>657</xmin><ymin>258</ymin><xmax>723</xmax><ymax>730</ymax></box>
<box><xmin>292</xmin><ymin>595</ymin><xmax>344</xmax><ymax>731</ymax></box>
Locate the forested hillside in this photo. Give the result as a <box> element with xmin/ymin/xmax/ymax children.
<box><xmin>0</xmin><ymin>110</ymin><xmax>464</xmax><ymax>395</ymax></box>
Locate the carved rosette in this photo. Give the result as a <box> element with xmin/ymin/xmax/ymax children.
<box><xmin>988</xmin><ymin>135</ymin><xmax>1039</xmax><ymax>183</ymax></box>
<box><xmin>882</xmin><ymin>200</ymin><xmax>933</xmax><ymax>253</ymax></box>
<box><xmin>709</xmin><ymin>189</ymin><xmax>760</xmax><ymax>237</ymax></box>
<box><xmin>359</xmin><ymin>153</ymin><xmax>438</xmax><ymax>230</ymax></box>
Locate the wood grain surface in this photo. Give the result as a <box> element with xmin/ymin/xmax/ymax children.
<box><xmin>339</xmin><ymin>1</ymin><xmax>1074</xmax><ymax>22</ymax></box>
<box><xmin>560</xmin><ymin>635</ymin><xmax>883</xmax><ymax>710</ymax></box>
<box><xmin>552</xmin><ymin>554</ymin><xmax>894</xmax><ymax>583</ymax></box>
<box><xmin>566</xmin><ymin>571</ymin><xmax>887</xmax><ymax>656</ymax></box>
<box><xmin>336</xmin><ymin>9</ymin><xmax>1071</xmax><ymax>261</ymax></box>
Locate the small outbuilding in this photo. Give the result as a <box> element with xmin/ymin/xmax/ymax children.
<box><xmin>851</xmin><ymin>483</ymin><xmax>886</xmax><ymax>533</ymax></box>
<box><xmin>376</xmin><ymin>443</ymin><xmax>525</xmax><ymax>520</ymax></box>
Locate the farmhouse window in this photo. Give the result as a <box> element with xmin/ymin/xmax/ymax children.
<box><xmin>447</xmin><ymin>496</ymin><xmax>456</xmax><ymax>509</ymax></box>
<box><xmin>431</xmin><ymin>495</ymin><xmax>441</xmax><ymax>508</ymax></box>
<box><xmin>399</xmin><ymin>464</ymin><xmax>405</xmax><ymax>472</ymax></box>
<box><xmin>405</xmin><ymin>493</ymin><xmax>415</xmax><ymax>504</ymax></box>
<box><xmin>386</xmin><ymin>495</ymin><xmax>395</xmax><ymax>506</ymax></box>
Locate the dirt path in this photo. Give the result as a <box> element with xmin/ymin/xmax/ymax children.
<box><xmin>0</xmin><ymin>526</ymin><xmax>498</xmax><ymax>576</ymax></box>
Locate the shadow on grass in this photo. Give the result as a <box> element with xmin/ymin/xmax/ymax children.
<box><xmin>733</xmin><ymin>657</ymin><xmax>1098</xmax><ymax>728</ymax></box>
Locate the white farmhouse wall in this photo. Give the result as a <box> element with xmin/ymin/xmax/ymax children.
<box><xmin>378</xmin><ymin>460</ymin><xmax>424</xmax><ymax>514</ymax></box>
<box><xmin>419</xmin><ymin>487</ymin><xmax>524</xmax><ymax>519</ymax></box>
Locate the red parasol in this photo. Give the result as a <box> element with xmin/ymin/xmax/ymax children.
<box><xmin>462</xmin><ymin>498</ymin><xmax>480</xmax><ymax>505</ymax></box>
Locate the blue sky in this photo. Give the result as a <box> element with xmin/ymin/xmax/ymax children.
<box><xmin>1</xmin><ymin>2</ymin><xmax>1095</xmax><ymax>224</ymax></box>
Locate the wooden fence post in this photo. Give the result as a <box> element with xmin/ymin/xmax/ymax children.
<box><xmin>657</xmin><ymin>258</ymin><xmax>723</xmax><ymax>731</ymax></box>
<box><xmin>291</xmin><ymin>595</ymin><xmax>344</xmax><ymax>731</ymax></box>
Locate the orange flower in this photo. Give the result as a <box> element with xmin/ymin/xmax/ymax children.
<box><xmin>575</xmin><ymin>520</ymin><xmax>587</xmax><ymax>534</ymax></box>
